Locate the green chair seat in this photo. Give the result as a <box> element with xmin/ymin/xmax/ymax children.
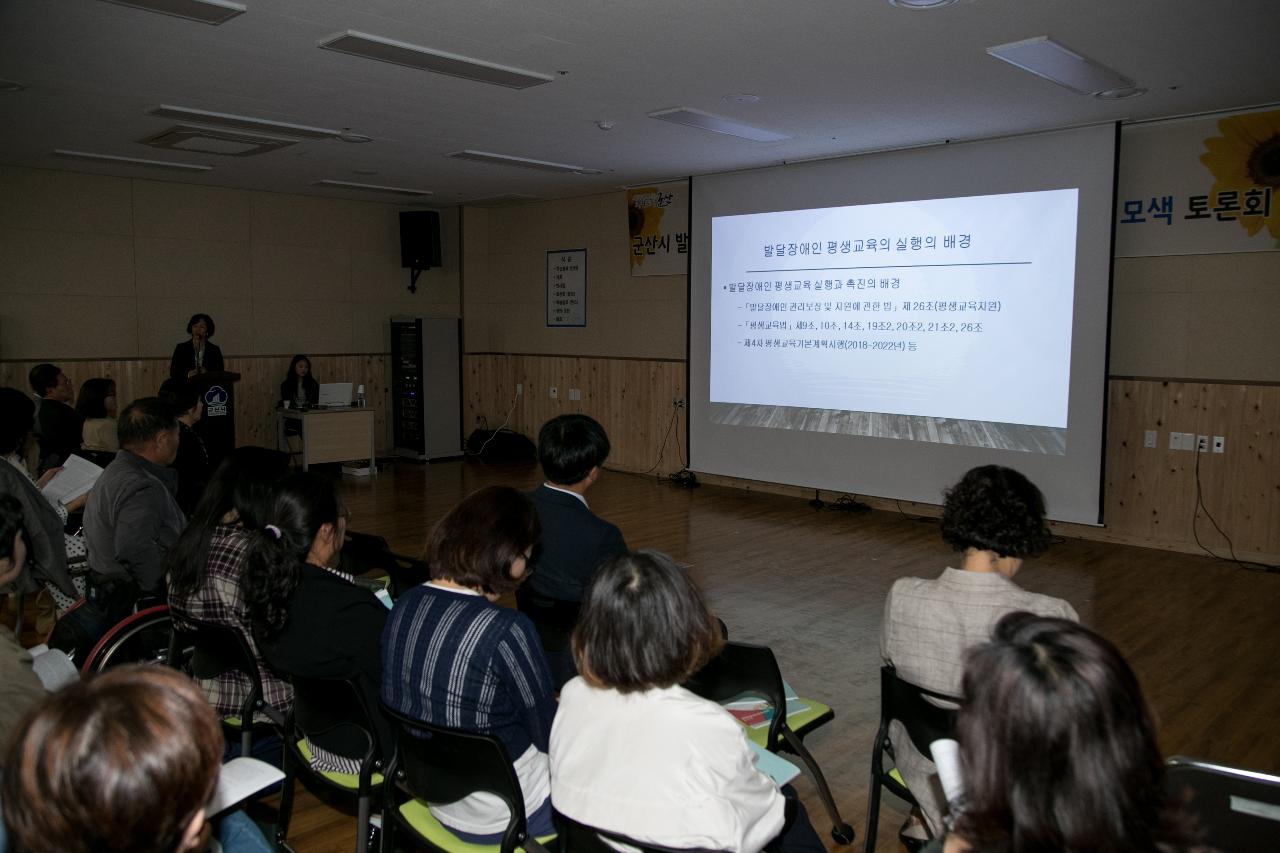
<box><xmin>741</xmin><ymin>697</ymin><xmax>834</xmax><ymax>749</ymax></box>
<box><xmin>398</xmin><ymin>799</ymin><xmax>555</xmax><ymax>853</ymax></box>
<box><xmin>296</xmin><ymin>740</ymin><xmax>384</xmax><ymax>789</ymax></box>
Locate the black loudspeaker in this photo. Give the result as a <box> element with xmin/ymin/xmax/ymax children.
<box><xmin>399</xmin><ymin>210</ymin><xmax>442</xmax><ymax>269</ymax></box>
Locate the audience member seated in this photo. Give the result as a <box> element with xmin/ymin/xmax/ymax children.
<box><xmin>27</xmin><ymin>362</ymin><xmax>82</xmax><ymax>474</ymax></box>
<box><xmin>168</xmin><ymin>446</ymin><xmax>293</xmax><ymax>756</ymax></box>
<box><xmin>83</xmin><ymin>396</ymin><xmax>186</xmax><ymax>628</ymax></box>
<box><xmin>1</xmin><ymin>665</ymin><xmax>273</xmax><ymax>853</ymax></box>
<box><xmin>382</xmin><ymin>485</ymin><xmax>555</xmax><ymax>843</ymax></box>
<box><xmin>0</xmin><ymin>494</ymin><xmax>47</xmax><ymax>749</ymax></box>
<box><xmin>280</xmin><ymin>354</ymin><xmax>319</xmax><ymax>409</ymax></box>
<box><xmin>245</xmin><ymin>471</ymin><xmax>389</xmax><ymax>772</ymax></box>
<box><xmin>160</xmin><ymin>378</ymin><xmax>211</xmax><ymax>515</ymax></box>
<box><xmin>170</xmin><ymin>312</ymin><xmax>225</xmax><ymax>381</ymax></box>
<box><xmin>75</xmin><ymin>377</ymin><xmax>119</xmax><ymax>453</ymax></box>
<box><xmin>880</xmin><ymin>464</ymin><xmax>1078</xmax><ymax>841</ymax></box>
<box><xmin>551</xmin><ymin>549</ymin><xmax>824</xmax><ymax>853</ymax></box>
<box><xmin>0</xmin><ymin>387</ymin><xmax>82</xmax><ymax>614</ymax></box>
<box><xmin>516</xmin><ymin>414</ymin><xmax>627</xmax><ymax>688</ymax></box>
<box><xmin>931</xmin><ymin>613</ymin><xmax>1207</xmax><ymax>853</ymax></box>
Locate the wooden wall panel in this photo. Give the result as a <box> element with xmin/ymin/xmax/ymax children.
<box><xmin>463</xmin><ymin>353</ymin><xmax>687</xmax><ymax>475</ymax></box>
<box><xmin>463</xmin><ymin>354</ymin><xmax>1280</xmax><ymax>561</ymax></box>
<box><xmin>1</xmin><ymin>354</ymin><xmax>393</xmax><ymax>453</ymax></box>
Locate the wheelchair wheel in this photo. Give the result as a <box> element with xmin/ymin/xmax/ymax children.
<box><xmin>80</xmin><ymin>604</ymin><xmax>174</xmax><ymax>675</ymax></box>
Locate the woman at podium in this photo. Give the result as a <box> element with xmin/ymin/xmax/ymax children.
<box><xmin>279</xmin><ymin>355</ymin><xmax>319</xmax><ymax>409</ymax></box>
<box><xmin>169</xmin><ymin>313</ymin><xmax>224</xmax><ymax>381</ymax></box>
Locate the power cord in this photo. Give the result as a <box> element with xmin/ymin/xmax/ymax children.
<box><xmin>640</xmin><ymin>403</ymin><xmax>680</xmax><ymax>476</ymax></box>
<box><xmin>467</xmin><ymin>389</ymin><xmax>520</xmax><ymax>458</ymax></box>
<box><xmin>1191</xmin><ymin>446</ymin><xmax>1278</xmax><ymax>573</ymax></box>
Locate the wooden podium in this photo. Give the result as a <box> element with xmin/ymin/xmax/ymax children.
<box><xmin>189</xmin><ymin>370</ymin><xmax>240</xmax><ymax>467</ymax></box>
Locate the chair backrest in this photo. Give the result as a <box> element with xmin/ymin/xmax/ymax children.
<box><xmin>380</xmin><ymin>702</ymin><xmax>529</xmax><ymax>853</ymax></box>
<box><xmin>170</xmin><ymin>616</ymin><xmax>265</xmax><ymax>719</ymax></box>
<box><xmin>340</xmin><ymin>530</ymin><xmax>429</xmax><ymax>598</ymax></box>
<box><xmin>289</xmin><ymin>674</ymin><xmax>378</xmax><ymax>772</ymax></box>
<box><xmin>878</xmin><ymin>665</ymin><xmax>958</xmax><ymax>758</ymax></box>
<box><xmin>1166</xmin><ymin>756</ymin><xmax>1280</xmax><ymax>852</ymax></box>
<box><xmin>684</xmin><ymin>640</ymin><xmax>787</xmax><ymax>746</ymax></box>
<box><xmin>554</xmin><ymin>810</ymin><xmax>727</xmax><ymax>853</ymax></box>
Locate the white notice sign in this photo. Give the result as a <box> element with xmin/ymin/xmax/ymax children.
<box><xmin>546</xmin><ymin>249</ymin><xmax>587</xmax><ymax>327</ymax></box>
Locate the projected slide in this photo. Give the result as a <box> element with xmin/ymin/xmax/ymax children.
<box><xmin>709</xmin><ymin>189</ymin><xmax>1078</xmax><ymax>454</ymax></box>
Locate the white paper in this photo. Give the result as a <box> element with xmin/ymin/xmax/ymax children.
<box><xmin>40</xmin><ymin>454</ymin><xmax>103</xmax><ymax>505</ymax></box>
<box><xmin>747</xmin><ymin>741</ymin><xmax>801</xmax><ymax>787</ymax></box>
<box><xmin>29</xmin><ymin>646</ymin><xmax>79</xmax><ymax>690</ymax></box>
<box><xmin>931</xmin><ymin>738</ymin><xmax>964</xmax><ymax>805</ymax></box>
<box><xmin>208</xmin><ymin>757</ymin><xmax>285</xmax><ymax>816</ymax></box>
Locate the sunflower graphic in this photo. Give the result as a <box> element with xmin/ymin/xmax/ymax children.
<box><xmin>1199</xmin><ymin>108</ymin><xmax>1280</xmax><ymax>245</ymax></box>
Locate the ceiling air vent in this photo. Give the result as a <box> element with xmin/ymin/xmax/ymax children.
<box><xmin>138</xmin><ymin>125</ymin><xmax>297</xmax><ymax>157</ymax></box>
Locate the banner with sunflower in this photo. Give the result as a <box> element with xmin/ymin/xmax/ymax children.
<box><xmin>1116</xmin><ymin>107</ymin><xmax>1279</xmax><ymax>256</ymax></box>
<box><xmin>627</xmin><ymin>180</ymin><xmax>690</xmax><ymax>276</ymax></box>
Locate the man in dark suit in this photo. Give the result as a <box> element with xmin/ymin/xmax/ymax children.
<box><xmin>28</xmin><ymin>363</ymin><xmax>82</xmax><ymax>475</ymax></box>
<box><xmin>517</xmin><ymin>414</ymin><xmax>626</xmax><ymax>687</ymax></box>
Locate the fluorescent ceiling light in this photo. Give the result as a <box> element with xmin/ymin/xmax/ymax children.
<box><xmin>313</xmin><ymin>179</ymin><xmax>433</xmax><ymax>197</ymax></box>
<box><xmin>987</xmin><ymin>36</ymin><xmax>1138</xmax><ymax>96</ymax></box>
<box><xmin>445</xmin><ymin>149</ymin><xmax>601</xmax><ymax>175</ymax></box>
<box><xmin>147</xmin><ymin>105</ymin><xmax>342</xmax><ymax>140</ymax></box>
<box><xmin>52</xmin><ymin>149</ymin><xmax>212</xmax><ymax>171</ymax></box>
<box><xmin>888</xmin><ymin>0</ymin><xmax>959</xmax><ymax>8</ymax></box>
<box><xmin>0</xmin><ymin>79</ymin><xmax>26</xmax><ymax>93</ymax></box>
<box><xmin>647</xmin><ymin>107</ymin><xmax>789</xmax><ymax>143</ymax></box>
<box><xmin>139</xmin><ymin>125</ymin><xmax>298</xmax><ymax>157</ymax></box>
<box><xmin>463</xmin><ymin>194</ymin><xmax>542</xmax><ymax>206</ymax></box>
<box><xmin>99</xmin><ymin>0</ymin><xmax>246</xmax><ymax>25</ymax></box>
<box><xmin>318</xmin><ymin>31</ymin><xmax>554</xmax><ymax>90</ymax></box>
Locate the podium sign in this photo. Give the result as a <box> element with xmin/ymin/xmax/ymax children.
<box><xmin>190</xmin><ymin>370</ymin><xmax>240</xmax><ymax>466</ymax></box>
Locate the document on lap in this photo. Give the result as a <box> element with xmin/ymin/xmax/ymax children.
<box><xmin>40</xmin><ymin>454</ymin><xmax>104</xmax><ymax>504</ymax></box>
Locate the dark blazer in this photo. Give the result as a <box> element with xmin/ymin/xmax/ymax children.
<box><xmin>523</xmin><ymin>484</ymin><xmax>626</xmax><ymax>604</ymax></box>
<box><xmin>172</xmin><ymin>422</ymin><xmax>210</xmax><ymax>516</ymax></box>
<box><xmin>34</xmin><ymin>398</ymin><xmax>83</xmax><ymax>474</ymax></box>
<box><xmin>279</xmin><ymin>375</ymin><xmax>320</xmax><ymax>406</ymax></box>
<box><xmin>169</xmin><ymin>340</ymin><xmax>224</xmax><ymax>381</ymax></box>
<box><xmin>258</xmin><ymin>563</ymin><xmax>391</xmax><ymax>759</ymax></box>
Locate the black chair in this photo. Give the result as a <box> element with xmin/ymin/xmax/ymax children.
<box><xmin>863</xmin><ymin>665</ymin><xmax>959</xmax><ymax>853</ymax></box>
<box><xmin>168</xmin><ymin>616</ymin><xmax>285</xmax><ymax>755</ymax></box>
<box><xmin>341</xmin><ymin>530</ymin><xmax>428</xmax><ymax>599</ymax></box>
<box><xmin>1165</xmin><ymin>756</ymin><xmax>1280</xmax><ymax>852</ymax></box>
<box><xmin>79</xmin><ymin>603</ymin><xmax>174</xmax><ymax>674</ymax></box>
<box><xmin>380</xmin><ymin>702</ymin><xmax>554</xmax><ymax>853</ymax></box>
<box><xmin>554</xmin><ymin>810</ymin><xmax>726</xmax><ymax>853</ymax></box>
<box><xmin>685</xmin><ymin>640</ymin><xmax>855</xmax><ymax>845</ymax></box>
<box><xmin>278</xmin><ymin>675</ymin><xmax>384</xmax><ymax>853</ymax></box>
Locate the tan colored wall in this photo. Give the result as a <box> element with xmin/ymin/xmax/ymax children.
<box><xmin>0</xmin><ymin>165</ymin><xmax>459</xmax><ymax>359</ymax></box>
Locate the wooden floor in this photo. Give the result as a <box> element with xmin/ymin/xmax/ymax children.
<box><xmin>9</xmin><ymin>458</ymin><xmax>1278</xmax><ymax>851</ymax></box>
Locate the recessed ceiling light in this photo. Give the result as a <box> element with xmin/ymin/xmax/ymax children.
<box><xmin>1095</xmin><ymin>86</ymin><xmax>1148</xmax><ymax>100</ymax></box>
<box><xmin>888</xmin><ymin>0</ymin><xmax>959</xmax><ymax>8</ymax></box>
<box><xmin>987</xmin><ymin>36</ymin><xmax>1138</xmax><ymax>96</ymax></box>
<box><xmin>648</xmin><ymin>107</ymin><xmax>789</xmax><ymax>143</ymax></box>
<box><xmin>98</xmin><ymin>0</ymin><xmax>246</xmax><ymax>25</ymax></box>
<box><xmin>0</xmin><ymin>79</ymin><xmax>26</xmax><ymax>93</ymax></box>
<box><xmin>444</xmin><ymin>149</ymin><xmax>602</xmax><ymax>175</ymax></box>
<box><xmin>318</xmin><ymin>31</ymin><xmax>554</xmax><ymax>90</ymax></box>
<box><xmin>52</xmin><ymin>149</ymin><xmax>213</xmax><ymax>171</ymax></box>
<box><xmin>147</xmin><ymin>105</ymin><xmax>344</xmax><ymax>140</ymax></box>
<box><xmin>313</xmin><ymin>180</ymin><xmax>432</xmax><ymax>197</ymax></box>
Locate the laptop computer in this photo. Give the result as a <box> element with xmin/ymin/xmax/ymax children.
<box><xmin>316</xmin><ymin>382</ymin><xmax>354</xmax><ymax>408</ymax></box>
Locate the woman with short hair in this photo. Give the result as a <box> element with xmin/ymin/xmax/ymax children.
<box><xmin>550</xmin><ymin>549</ymin><xmax>823</xmax><ymax>853</ymax></box>
<box><xmin>170</xmin><ymin>312</ymin><xmax>224</xmax><ymax>381</ymax></box>
<box><xmin>937</xmin><ymin>613</ymin><xmax>1207</xmax><ymax>852</ymax></box>
<box><xmin>1</xmin><ymin>665</ymin><xmax>249</xmax><ymax>853</ymax></box>
<box><xmin>381</xmin><ymin>485</ymin><xmax>555</xmax><ymax>843</ymax></box>
<box><xmin>76</xmin><ymin>377</ymin><xmax>119</xmax><ymax>452</ymax></box>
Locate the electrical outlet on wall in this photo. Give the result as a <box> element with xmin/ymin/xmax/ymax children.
<box><xmin>549</xmin><ymin>386</ymin><xmax>558</xmax><ymax>399</ymax></box>
<box><xmin>515</xmin><ymin>383</ymin><xmax>523</xmax><ymax>396</ymax></box>
<box><xmin>568</xmin><ymin>388</ymin><xmax>581</xmax><ymax>401</ymax></box>
<box><xmin>1143</xmin><ymin>430</ymin><xmax>1157</xmax><ymax>449</ymax></box>
<box><xmin>1213</xmin><ymin>435</ymin><xmax>1225</xmax><ymax>454</ymax></box>
<box><xmin>1197</xmin><ymin>434</ymin><xmax>1209</xmax><ymax>453</ymax></box>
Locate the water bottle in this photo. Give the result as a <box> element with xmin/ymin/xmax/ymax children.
<box><xmin>355</xmin><ymin>384</ymin><xmax>366</xmax><ymax>408</ymax></box>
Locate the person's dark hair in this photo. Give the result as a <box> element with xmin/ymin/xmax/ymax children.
<box><xmin>1</xmin><ymin>665</ymin><xmax>222</xmax><ymax>853</ymax></box>
<box><xmin>28</xmin><ymin>363</ymin><xmax>61</xmax><ymax>397</ymax></box>
<box><xmin>0</xmin><ymin>493</ymin><xmax>24</xmax><ymax>562</ymax></box>
<box><xmin>117</xmin><ymin>396</ymin><xmax>178</xmax><ymax>450</ymax></box>
<box><xmin>425</xmin><ymin>486</ymin><xmax>540</xmax><ymax>597</ymax></box>
<box><xmin>952</xmin><ymin>612</ymin><xmax>1204</xmax><ymax>853</ymax></box>
<box><xmin>0</xmin><ymin>386</ymin><xmax>37</xmax><ymax>456</ymax></box>
<box><xmin>158</xmin><ymin>377</ymin><xmax>200</xmax><ymax>416</ymax></box>
<box><xmin>281</xmin><ymin>354</ymin><xmax>319</xmax><ymax>401</ymax></box>
<box><xmin>167</xmin><ymin>447</ymin><xmax>291</xmax><ymax>597</ymax></box>
<box><xmin>186</xmin><ymin>312</ymin><xmax>216</xmax><ymax>337</ymax></box>
<box><xmin>538</xmin><ymin>414</ymin><xmax>611</xmax><ymax>485</ymax></box>
<box><xmin>75</xmin><ymin>377</ymin><xmax>116</xmax><ymax>419</ymax></box>
<box><xmin>940</xmin><ymin>465</ymin><xmax>1050</xmax><ymax>559</ymax></box>
<box><xmin>244</xmin><ymin>471</ymin><xmax>344</xmax><ymax>639</ymax></box>
<box><xmin>572</xmin><ymin>549</ymin><xmax>723</xmax><ymax>693</ymax></box>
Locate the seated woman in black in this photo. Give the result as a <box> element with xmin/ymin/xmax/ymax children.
<box><xmin>244</xmin><ymin>471</ymin><xmax>389</xmax><ymax>771</ymax></box>
<box><xmin>170</xmin><ymin>312</ymin><xmax>224</xmax><ymax>381</ymax></box>
<box><xmin>158</xmin><ymin>378</ymin><xmax>210</xmax><ymax>516</ymax></box>
<box><xmin>280</xmin><ymin>354</ymin><xmax>319</xmax><ymax>409</ymax></box>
